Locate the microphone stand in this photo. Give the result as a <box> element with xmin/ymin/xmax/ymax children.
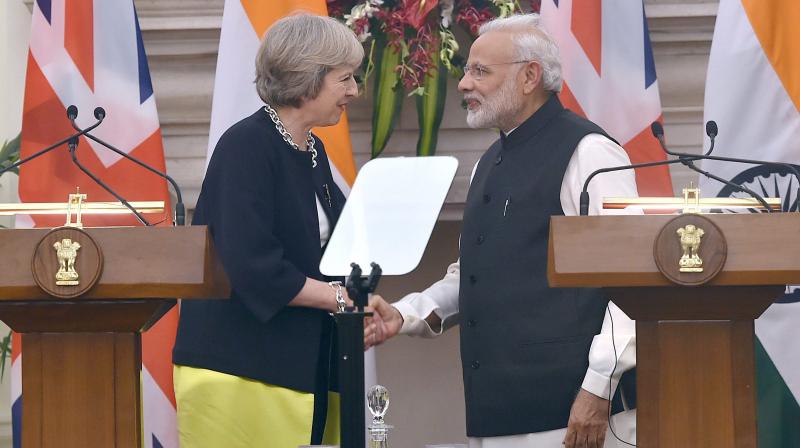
<box><xmin>655</xmin><ymin>121</ymin><xmax>800</xmax><ymax>211</ymax></box>
<box><xmin>0</xmin><ymin>117</ymin><xmax>104</xmax><ymax>178</ymax></box>
<box><xmin>649</xmin><ymin>127</ymin><xmax>773</xmax><ymax>213</ymax></box>
<box><xmin>679</xmin><ymin>157</ymin><xmax>773</xmax><ymax>212</ymax></box>
<box><xmin>579</xmin><ymin>157</ymin><xmax>695</xmax><ymax>216</ymax></box>
<box><xmin>68</xmin><ymin>107</ymin><xmax>186</xmax><ymax>226</ymax></box>
<box><xmin>67</xmin><ymin>138</ymin><xmax>151</xmax><ymax>226</ymax></box>
<box><xmin>335</xmin><ymin>262</ymin><xmax>381</xmax><ymax>448</ymax></box>
<box><xmin>580</xmin><ymin>122</ymin><xmax>796</xmax><ymax>215</ymax></box>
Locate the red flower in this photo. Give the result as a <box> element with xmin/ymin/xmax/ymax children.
<box><xmin>455</xmin><ymin>2</ymin><xmax>494</xmax><ymax>36</ymax></box>
<box><xmin>326</xmin><ymin>0</ymin><xmax>347</xmax><ymax>18</ymax></box>
<box><xmin>377</xmin><ymin>7</ymin><xmax>407</xmax><ymax>51</ymax></box>
<box><xmin>398</xmin><ymin>24</ymin><xmax>438</xmax><ymax>91</ymax></box>
<box><xmin>401</xmin><ymin>0</ymin><xmax>439</xmax><ymax>29</ymax></box>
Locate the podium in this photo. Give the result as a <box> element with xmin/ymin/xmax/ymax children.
<box><xmin>0</xmin><ymin>226</ymin><xmax>229</xmax><ymax>448</ymax></box>
<box><xmin>548</xmin><ymin>213</ymin><xmax>799</xmax><ymax>447</ymax></box>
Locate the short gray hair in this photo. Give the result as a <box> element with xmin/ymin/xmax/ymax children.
<box><xmin>479</xmin><ymin>14</ymin><xmax>563</xmax><ymax>93</ymax></box>
<box><xmin>255</xmin><ymin>14</ymin><xmax>364</xmax><ymax>108</ymax></box>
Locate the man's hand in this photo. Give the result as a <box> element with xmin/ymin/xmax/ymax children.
<box><xmin>364</xmin><ymin>295</ymin><xmax>403</xmax><ymax>349</ymax></box>
<box><xmin>563</xmin><ymin>388</ymin><xmax>610</xmax><ymax>448</ymax></box>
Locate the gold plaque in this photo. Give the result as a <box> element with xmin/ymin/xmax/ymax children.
<box><xmin>653</xmin><ymin>215</ymin><xmax>726</xmax><ymax>286</ymax></box>
<box><xmin>677</xmin><ymin>224</ymin><xmax>705</xmax><ymax>272</ymax></box>
<box><xmin>54</xmin><ymin>238</ymin><xmax>81</xmax><ymax>285</ymax></box>
<box><xmin>32</xmin><ymin>227</ymin><xmax>103</xmax><ymax>299</ymax></box>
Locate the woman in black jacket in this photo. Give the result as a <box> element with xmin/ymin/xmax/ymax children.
<box><xmin>172</xmin><ymin>14</ymin><xmax>362</xmax><ymax>448</ymax></box>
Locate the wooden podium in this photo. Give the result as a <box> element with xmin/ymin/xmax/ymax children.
<box><xmin>0</xmin><ymin>226</ymin><xmax>229</xmax><ymax>448</ymax></box>
<box><xmin>549</xmin><ymin>213</ymin><xmax>799</xmax><ymax>447</ymax></box>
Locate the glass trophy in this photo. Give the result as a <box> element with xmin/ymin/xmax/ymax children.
<box><xmin>367</xmin><ymin>385</ymin><xmax>393</xmax><ymax>448</ymax></box>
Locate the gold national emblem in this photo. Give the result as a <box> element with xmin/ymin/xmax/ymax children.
<box><xmin>677</xmin><ymin>224</ymin><xmax>704</xmax><ymax>273</ymax></box>
<box><xmin>54</xmin><ymin>238</ymin><xmax>81</xmax><ymax>286</ymax></box>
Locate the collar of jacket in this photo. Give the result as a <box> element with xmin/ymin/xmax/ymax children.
<box><xmin>499</xmin><ymin>94</ymin><xmax>564</xmax><ymax>150</ymax></box>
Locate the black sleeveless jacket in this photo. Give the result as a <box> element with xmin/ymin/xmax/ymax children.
<box><xmin>459</xmin><ymin>95</ymin><xmax>632</xmax><ymax>437</ymax></box>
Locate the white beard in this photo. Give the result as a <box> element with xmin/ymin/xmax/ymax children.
<box><xmin>465</xmin><ymin>73</ymin><xmax>524</xmax><ymax>130</ymax></box>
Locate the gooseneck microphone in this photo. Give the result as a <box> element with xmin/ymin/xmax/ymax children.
<box><xmin>704</xmin><ymin>121</ymin><xmax>717</xmax><ymax>155</ymax></box>
<box><xmin>580</xmin><ymin>122</ymin><xmax>799</xmax><ymax>215</ymax></box>
<box><xmin>0</xmin><ymin>109</ymin><xmax>105</xmax><ymax>179</ymax></box>
<box><xmin>652</xmin><ymin>121</ymin><xmax>800</xmax><ymax>212</ymax></box>
<box><xmin>650</xmin><ymin>122</ymin><xmax>774</xmax><ymax>213</ymax></box>
<box><xmin>68</xmin><ymin>106</ymin><xmax>186</xmax><ymax>226</ymax></box>
<box><xmin>66</xmin><ymin>108</ymin><xmax>151</xmax><ymax>226</ymax></box>
<box><xmin>578</xmin><ymin>156</ymin><xmax>689</xmax><ymax>216</ymax></box>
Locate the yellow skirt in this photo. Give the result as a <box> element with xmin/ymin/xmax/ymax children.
<box><xmin>174</xmin><ymin>365</ymin><xmax>340</xmax><ymax>448</ymax></box>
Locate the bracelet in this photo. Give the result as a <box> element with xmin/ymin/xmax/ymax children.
<box><xmin>328</xmin><ymin>281</ymin><xmax>346</xmax><ymax>313</ymax></box>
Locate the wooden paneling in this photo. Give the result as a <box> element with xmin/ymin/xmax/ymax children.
<box><xmin>549</xmin><ymin>213</ymin><xmax>800</xmax><ymax>287</ymax></box>
<box><xmin>0</xmin><ymin>226</ymin><xmax>229</xmax><ymax>300</ymax></box>
<box><xmin>22</xmin><ymin>333</ymin><xmax>142</xmax><ymax>448</ymax></box>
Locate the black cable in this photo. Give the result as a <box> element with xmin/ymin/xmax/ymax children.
<box><xmin>606</xmin><ymin>304</ymin><xmax>636</xmax><ymax>447</ymax></box>
<box><xmin>68</xmin><ymin>142</ymin><xmax>151</xmax><ymax>226</ymax></box>
<box><xmin>681</xmin><ymin>158</ymin><xmax>773</xmax><ymax>212</ymax></box>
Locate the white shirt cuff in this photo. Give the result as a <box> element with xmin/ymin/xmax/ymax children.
<box><xmin>394</xmin><ymin>294</ymin><xmax>443</xmax><ymax>338</ymax></box>
<box><xmin>581</xmin><ymin>368</ymin><xmax>615</xmax><ymax>399</ymax></box>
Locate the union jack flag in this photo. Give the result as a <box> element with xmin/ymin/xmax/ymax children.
<box><xmin>541</xmin><ymin>0</ymin><xmax>673</xmax><ymax>196</ymax></box>
<box><xmin>14</xmin><ymin>1</ymin><xmax>177</xmax><ymax>447</ymax></box>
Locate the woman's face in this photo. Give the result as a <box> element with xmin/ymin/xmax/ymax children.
<box><xmin>302</xmin><ymin>66</ymin><xmax>359</xmax><ymax>127</ymax></box>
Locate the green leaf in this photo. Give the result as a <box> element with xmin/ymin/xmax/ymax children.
<box><xmin>371</xmin><ymin>41</ymin><xmax>404</xmax><ymax>159</ymax></box>
<box><xmin>415</xmin><ymin>59</ymin><xmax>447</xmax><ymax>156</ymax></box>
<box><xmin>0</xmin><ymin>132</ymin><xmax>21</xmax><ymax>177</ymax></box>
<box><xmin>0</xmin><ymin>330</ymin><xmax>11</xmax><ymax>381</ymax></box>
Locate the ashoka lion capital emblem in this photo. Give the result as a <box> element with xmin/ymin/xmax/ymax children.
<box><xmin>54</xmin><ymin>238</ymin><xmax>81</xmax><ymax>286</ymax></box>
<box><xmin>677</xmin><ymin>224</ymin><xmax>704</xmax><ymax>273</ymax></box>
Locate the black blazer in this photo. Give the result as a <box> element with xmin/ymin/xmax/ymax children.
<box><xmin>173</xmin><ymin>109</ymin><xmax>346</xmax><ymax>394</ymax></box>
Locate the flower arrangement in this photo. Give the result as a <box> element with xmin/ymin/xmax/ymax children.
<box><xmin>328</xmin><ymin>0</ymin><xmax>541</xmax><ymax>157</ymax></box>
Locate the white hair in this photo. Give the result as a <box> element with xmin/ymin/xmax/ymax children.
<box><xmin>478</xmin><ymin>14</ymin><xmax>563</xmax><ymax>93</ymax></box>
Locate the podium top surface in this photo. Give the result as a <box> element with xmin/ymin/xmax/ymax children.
<box><xmin>0</xmin><ymin>226</ymin><xmax>229</xmax><ymax>300</ymax></box>
<box><xmin>548</xmin><ymin>213</ymin><xmax>800</xmax><ymax>288</ymax></box>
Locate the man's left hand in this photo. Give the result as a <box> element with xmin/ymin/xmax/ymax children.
<box><xmin>563</xmin><ymin>388</ymin><xmax>610</xmax><ymax>448</ymax></box>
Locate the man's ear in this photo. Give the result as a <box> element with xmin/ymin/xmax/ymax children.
<box><xmin>521</xmin><ymin>61</ymin><xmax>543</xmax><ymax>95</ymax></box>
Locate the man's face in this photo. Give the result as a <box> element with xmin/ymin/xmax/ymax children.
<box><xmin>458</xmin><ymin>31</ymin><xmax>525</xmax><ymax>130</ymax></box>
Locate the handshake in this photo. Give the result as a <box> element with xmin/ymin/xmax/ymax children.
<box><xmin>363</xmin><ymin>296</ymin><xmax>444</xmax><ymax>349</ymax></box>
<box><xmin>363</xmin><ymin>295</ymin><xmax>402</xmax><ymax>349</ymax></box>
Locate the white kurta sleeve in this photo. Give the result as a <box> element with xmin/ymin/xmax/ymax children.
<box><xmin>560</xmin><ymin>133</ymin><xmax>640</xmax><ymax>399</ymax></box>
<box><xmin>392</xmin><ymin>260</ymin><xmax>461</xmax><ymax>338</ymax></box>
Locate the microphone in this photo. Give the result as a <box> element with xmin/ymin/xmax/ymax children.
<box><xmin>652</xmin><ymin>121</ymin><xmax>800</xmax><ymax>212</ymax></box>
<box><xmin>651</xmin><ymin>122</ymin><xmax>773</xmax><ymax>212</ymax></box>
<box><xmin>705</xmin><ymin>121</ymin><xmax>717</xmax><ymax>155</ymax></box>
<box><xmin>67</xmin><ymin>106</ymin><xmax>186</xmax><ymax>226</ymax></box>
<box><xmin>0</xmin><ymin>106</ymin><xmax>105</xmax><ymax>179</ymax></box>
<box><xmin>578</xmin><ymin>154</ymin><xmax>692</xmax><ymax>216</ymax></box>
<box><xmin>66</xmin><ymin>108</ymin><xmax>151</xmax><ymax>226</ymax></box>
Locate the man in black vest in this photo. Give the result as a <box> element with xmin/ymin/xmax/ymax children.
<box><xmin>366</xmin><ymin>13</ymin><xmax>637</xmax><ymax>448</ymax></box>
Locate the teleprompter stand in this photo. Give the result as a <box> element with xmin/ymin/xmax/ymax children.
<box><xmin>319</xmin><ymin>156</ymin><xmax>458</xmax><ymax>447</ymax></box>
<box><xmin>335</xmin><ymin>262</ymin><xmax>382</xmax><ymax>448</ymax></box>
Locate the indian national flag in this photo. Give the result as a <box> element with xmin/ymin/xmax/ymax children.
<box><xmin>701</xmin><ymin>1</ymin><xmax>800</xmax><ymax>446</ymax></box>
